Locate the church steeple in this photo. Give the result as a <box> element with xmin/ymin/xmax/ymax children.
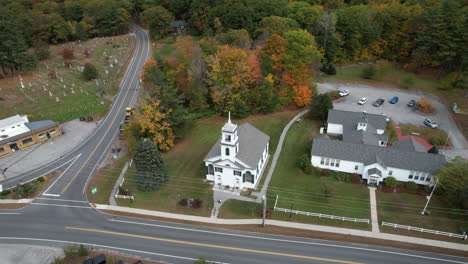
<box><xmin>221</xmin><ymin>111</ymin><xmax>239</xmax><ymax>161</ymax></box>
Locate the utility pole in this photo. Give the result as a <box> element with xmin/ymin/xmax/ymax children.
<box><xmin>262</xmin><ymin>195</ymin><xmax>266</xmax><ymax>227</ymax></box>
<box><xmin>421</xmin><ymin>179</ymin><xmax>438</xmax><ymax>215</ymax></box>
<box><xmin>289</xmin><ymin>200</ymin><xmax>294</xmax><ymax>219</ymax></box>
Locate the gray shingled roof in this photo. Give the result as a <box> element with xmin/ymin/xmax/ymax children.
<box><xmin>204</xmin><ymin>123</ymin><xmax>270</xmax><ymax>168</ymax></box>
<box><xmin>311</xmin><ymin>138</ymin><xmax>446</xmax><ymax>174</ymax></box>
<box><xmin>328</xmin><ymin>109</ymin><xmax>387</xmax><ymax>130</ymax></box>
<box><xmin>25</xmin><ymin>120</ymin><xmax>56</xmax><ymax>132</ymax></box>
<box><xmin>368</xmin><ymin>168</ymin><xmax>382</xmax><ymax>176</ymax></box>
<box><xmin>328</xmin><ymin>110</ymin><xmax>388</xmax><ymax>146</ymax></box>
<box><xmin>393</xmin><ymin>138</ymin><xmax>427</xmax><ymax>152</ymax></box>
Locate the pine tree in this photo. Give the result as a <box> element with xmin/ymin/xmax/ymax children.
<box><xmin>135</xmin><ymin>140</ymin><xmax>169</xmax><ymax>191</ymax></box>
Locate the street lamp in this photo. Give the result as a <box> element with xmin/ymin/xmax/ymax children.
<box><xmin>421</xmin><ymin>178</ymin><xmax>439</xmax><ymax>215</ymax></box>
<box><xmin>262</xmin><ymin>195</ymin><xmax>266</xmax><ymax>227</ymax></box>
<box><xmin>289</xmin><ymin>200</ymin><xmax>294</xmax><ymax>219</ymax></box>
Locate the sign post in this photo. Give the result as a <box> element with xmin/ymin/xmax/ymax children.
<box><xmin>91</xmin><ymin>187</ymin><xmax>97</xmax><ymax>203</ymax></box>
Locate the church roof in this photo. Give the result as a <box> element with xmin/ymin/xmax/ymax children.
<box><xmin>204</xmin><ymin>123</ymin><xmax>270</xmax><ymax>168</ymax></box>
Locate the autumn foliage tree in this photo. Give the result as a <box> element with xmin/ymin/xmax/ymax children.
<box><xmin>417</xmin><ymin>97</ymin><xmax>435</xmax><ymax>114</ymax></box>
<box><xmin>137</xmin><ymin>99</ymin><xmax>175</xmax><ymax>151</ymax></box>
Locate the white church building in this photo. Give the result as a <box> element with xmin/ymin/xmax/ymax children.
<box><xmin>311</xmin><ymin>110</ymin><xmax>446</xmax><ymax>186</ymax></box>
<box><xmin>204</xmin><ymin>114</ymin><xmax>270</xmax><ymax>190</ymax></box>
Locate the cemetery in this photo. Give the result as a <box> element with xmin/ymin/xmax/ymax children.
<box><xmin>0</xmin><ymin>35</ymin><xmax>135</xmax><ymax>123</ymax></box>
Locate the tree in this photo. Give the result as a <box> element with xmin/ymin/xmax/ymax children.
<box><xmin>62</xmin><ymin>48</ymin><xmax>74</xmax><ymax>60</ymax></box>
<box><xmin>320</xmin><ymin>178</ymin><xmax>334</xmax><ymax>199</ymax></box>
<box><xmin>138</xmin><ymin>99</ymin><xmax>175</xmax><ymax>151</ymax></box>
<box><xmin>417</xmin><ymin>97</ymin><xmax>435</xmax><ymax>114</ymax></box>
<box><xmin>308</xmin><ymin>94</ymin><xmax>333</xmax><ymax>121</ymax></box>
<box><xmin>33</xmin><ymin>41</ymin><xmax>50</xmax><ymax>61</ymax></box>
<box><xmin>82</xmin><ymin>62</ymin><xmax>98</xmax><ymax>80</ymax></box>
<box><xmin>134</xmin><ymin>139</ymin><xmax>169</xmax><ymax>191</ymax></box>
<box><xmin>384</xmin><ymin>176</ymin><xmax>398</xmax><ymax>189</ymax></box>
<box><xmin>141</xmin><ymin>6</ymin><xmax>174</xmax><ymax>38</ymax></box>
<box><xmin>216</xmin><ymin>29</ymin><xmax>252</xmax><ymax>50</ymax></box>
<box><xmin>286</xmin><ymin>2</ymin><xmax>322</xmax><ymax>29</ymax></box>
<box><xmin>256</xmin><ymin>16</ymin><xmax>299</xmax><ymax>37</ymax></box>
<box><xmin>435</xmin><ymin>157</ymin><xmax>468</xmax><ymax>209</ymax></box>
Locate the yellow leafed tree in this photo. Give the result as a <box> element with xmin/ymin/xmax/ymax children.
<box><xmin>137</xmin><ymin>99</ymin><xmax>174</xmax><ymax>151</ymax></box>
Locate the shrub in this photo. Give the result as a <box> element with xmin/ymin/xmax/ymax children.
<box><xmin>399</xmin><ymin>74</ymin><xmax>415</xmax><ymax>89</ymax></box>
<box><xmin>321</xmin><ymin>63</ymin><xmax>336</xmax><ymax>75</ymax></box>
<box><xmin>384</xmin><ymin>176</ymin><xmax>398</xmax><ymax>188</ymax></box>
<box><xmin>361</xmin><ymin>65</ymin><xmax>376</xmax><ymax>79</ymax></box>
<box><xmin>417</xmin><ymin>97</ymin><xmax>435</xmax><ymax>114</ymax></box>
<box><xmin>405</xmin><ymin>181</ymin><xmax>418</xmax><ymax>192</ymax></box>
<box><xmin>83</xmin><ymin>62</ymin><xmax>99</xmax><ymax>80</ymax></box>
<box><xmin>303</xmin><ymin>165</ymin><xmax>315</xmax><ymax>175</ymax></box>
<box><xmin>191</xmin><ymin>199</ymin><xmax>202</xmax><ymax>208</ymax></box>
<box><xmin>61</xmin><ymin>48</ymin><xmax>74</xmax><ymax>60</ymax></box>
<box><xmin>63</xmin><ymin>245</ymin><xmax>78</xmax><ymax>257</ymax></box>
<box><xmin>429</xmin><ymin>134</ymin><xmax>446</xmax><ymax>146</ymax></box>
<box><xmin>34</xmin><ymin>42</ymin><xmax>50</xmax><ymax>61</ymax></box>
<box><xmin>50</xmin><ymin>256</ymin><xmax>65</xmax><ymax>264</ymax></box>
<box><xmin>320</xmin><ymin>180</ymin><xmax>334</xmax><ymax>199</ymax></box>
<box><xmin>350</xmin><ymin>174</ymin><xmax>361</xmax><ymax>183</ymax></box>
<box><xmin>77</xmin><ymin>244</ymin><xmax>88</xmax><ymax>257</ymax></box>
<box><xmin>328</xmin><ymin>90</ymin><xmax>340</xmax><ymax>100</ymax></box>
<box><xmin>37</xmin><ymin>176</ymin><xmax>47</xmax><ymax>182</ymax></box>
<box><xmin>321</xmin><ymin>169</ymin><xmax>331</xmax><ymax>177</ymax></box>
<box><xmin>1</xmin><ymin>189</ymin><xmax>11</xmax><ymax>196</ymax></box>
<box><xmin>334</xmin><ymin>172</ymin><xmax>346</xmax><ymax>182</ymax></box>
<box><xmin>83</xmin><ymin>48</ymin><xmax>90</xmax><ymax>57</ymax></box>
<box><xmin>344</xmin><ymin>174</ymin><xmax>351</xmax><ymax>183</ymax></box>
<box><xmin>178</xmin><ymin>198</ymin><xmax>188</xmax><ymax>206</ymax></box>
<box><xmin>424</xmin><ymin>185</ymin><xmax>432</xmax><ymax>193</ymax></box>
<box><xmin>298</xmin><ymin>154</ymin><xmax>310</xmax><ymax>169</ymax></box>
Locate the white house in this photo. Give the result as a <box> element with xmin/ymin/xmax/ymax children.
<box><xmin>311</xmin><ymin>110</ymin><xmax>446</xmax><ymax>186</ymax></box>
<box><xmin>204</xmin><ymin>114</ymin><xmax>270</xmax><ymax>190</ymax></box>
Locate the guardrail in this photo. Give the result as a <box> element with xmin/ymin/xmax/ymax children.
<box><xmin>273</xmin><ymin>207</ymin><xmax>370</xmax><ymax>224</ymax></box>
<box><xmin>381</xmin><ymin>222</ymin><xmax>467</xmax><ymax>239</ymax></box>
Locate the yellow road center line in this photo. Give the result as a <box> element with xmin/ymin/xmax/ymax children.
<box><xmin>61</xmin><ymin>30</ymin><xmax>147</xmax><ymax>194</ymax></box>
<box><xmin>65</xmin><ymin>227</ymin><xmax>363</xmax><ymax>264</ymax></box>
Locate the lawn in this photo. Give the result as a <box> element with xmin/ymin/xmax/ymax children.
<box><xmin>0</xmin><ymin>35</ymin><xmax>135</xmax><ymax>122</ymax></box>
<box><xmin>377</xmin><ymin>190</ymin><xmax>468</xmax><ymax>241</ymax></box>
<box><xmin>219</xmin><ymin>118</ymin><xmax>371</xmax><ymax>229</ymax></box>
<box><xmin>117</xmin><ymin>110</ymin><xmax>299</xmax><ymax>216</ymax></box>
<box><xmin>86</xmin><ymin>155</ymin><xmax>129</xmax><ymax>204</ymax></box>
<box><xmin>321</xmin><ymin>62</ymin><xmax>468</xmax><ymax>139</ymax></box>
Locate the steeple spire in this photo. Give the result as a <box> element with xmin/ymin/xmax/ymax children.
<box><xmin>228</xmin><ymin>111</ymin><xmax>231</xmax><ymax>124</ymax></box>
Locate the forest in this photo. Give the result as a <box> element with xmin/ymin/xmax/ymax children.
<box><xmin>1</xmin><ymin>0</ymin><xmax>466</xmax><ymax>151</ymax></box>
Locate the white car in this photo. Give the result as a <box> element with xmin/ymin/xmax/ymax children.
<box><xmin>424</xmin><ymin>118</ymin><xmax>437</xmax><ymax>128</ymax></box>
<box><xmin>358</xmin><ymin>97</ymin><xmax>368</xmax><ymax>105</ymax></box>
<box><xmin>339</xmin><ymin>89</ymin><xmax>350</xmax><ymax>97</ymax></box>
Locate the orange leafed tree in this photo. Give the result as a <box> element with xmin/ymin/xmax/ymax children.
<box><xmin>292</xmin><ymin>85</ymin><xmax>312</xmax><ymax>107</ymax></box>
<box><xmin>137</xmin><ymin>99</ymin><xmax>175</xmax><ymax>151</ymax></box>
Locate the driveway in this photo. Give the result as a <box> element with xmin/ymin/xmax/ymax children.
<box><xmin>317</xmin><ymin>82</ymin><xmax>468</xmax><ymax>151</ymax></box>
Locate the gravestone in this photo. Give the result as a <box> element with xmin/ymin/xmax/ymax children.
<box><xmin>56</xmin><ymin>97</ymin><xmax>60</xmax><ymax>102</ymax></box>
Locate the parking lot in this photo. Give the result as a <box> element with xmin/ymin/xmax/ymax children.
<box><xmin>318</xmin><ymin>82</ymin><xmax>468</xmax><ymax>150</ymax></box>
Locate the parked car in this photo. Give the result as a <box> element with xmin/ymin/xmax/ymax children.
<box><xmin>373</xmin><ymin>98</ymin><xmax>385</xmax><ymax>107</ymax></box>
<box><xmin>339</xmin><ymin>89</ymin><xmax>350</xmax><ymax>97</ymax></box>
<box><xmin>389</xmin><ymin>96</ymin><xmax>399</xmax><ymax>104</ymax></box>
<box><xmin>407</xmin><ymin>100</ymin><xmax>416</xmax><ymax>107</ymax></box>
<box><xmin>358</xmin><ymin>97</ymin><xmax>368</xmax><ymax>105</ymax></box>
<box><xmin>424</xmin><ymin>118</ymin><xmax>438</xmax><ymax>128</ymax></box>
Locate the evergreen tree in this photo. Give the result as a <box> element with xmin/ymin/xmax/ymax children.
<box><xmin>82</xmin><ymin>62</ymin><xmax>99</xmax><ymax>80</ymax></box>
<box><xmin>308</xmin><ymin>94</ymin><xmax>333</xmax><ymax>121</ymax></box>
<box><xmin>135</xmin><ymin>140</ymin><xmax>169</xmax><ymax>191</ymax></box>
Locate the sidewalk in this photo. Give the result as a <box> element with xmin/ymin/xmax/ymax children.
<box><xmin>393</xmin><ymin>125</ymin><xmax>432</xmax><ymax>150</ymax></box>
<box><xmin>96</xmin><ymin>204</ymin><xmax>468</xmax><ymax>252</ymax></box>
<box><xmin>368</xmin><ymin>187</ymin><xmax>380</xmax><ymax>233</ymax></box>
<box><xmin>0</xmin><ymin>119</ymin><xmax>99</xmax><ymax>180</ymax></box>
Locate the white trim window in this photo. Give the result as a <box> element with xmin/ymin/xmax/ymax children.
<box><xmin>335</xmin><ymin>160</ymin><xmax>340</xmax><ymax>168</ymax></box>
<box><xmin>330</xmin><ymin>159</ymin><xmax>335</xmax><ymax>167</ymax></box>
<box><xmin>215</xmin><ymin>167</ymin><xmax>223</xmax><ymax>173</ymax></box>
<box><xmin>325</xmin><ymin>158</ymin><xmax>330</xmax><ymax>166</ymax></box>
<box><xmin>388</xmin><ymin>170</ymin><xmax>393</xmax><ymax>176</ymax></box>
<box><xmin>320</xmin><ymin>157</ymin><xmax>324</xmax><ymax>165</ymax></box>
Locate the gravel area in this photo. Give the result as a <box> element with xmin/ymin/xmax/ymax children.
<box><xmin>0</xmin><ymin>119</ymin><xmax>99</xmax><ymax>180</ymax></box>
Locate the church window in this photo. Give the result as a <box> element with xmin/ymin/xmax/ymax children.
<box><xmin>215</xmin><ymin>167</ymin><xmax>223</xmax><ymax>173</ymax></box>
<box><xmin>225</xmin><ymin>148</ymin><xmax>230</xmax><ymax>156</ymax></box>
<box><xmin>233</xmin><ymin>170</ymin><xmax>241</xmax><ymax>176</ymax></box>
<box><xmin>225</xmin><ymin>135</ymin><xmax>231</xmax><ymax>142</ymax></box>
<box><xmin>207</xmin><ymin>165</ymin><xmax>214</xmax><ymax>175</ymax></box>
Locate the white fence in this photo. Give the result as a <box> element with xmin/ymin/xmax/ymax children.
<box><xmin>273</xmin><ymin>195</ymin><xmax>369</xmax><ymax>224</ymax></box>
<box><xmin>381</xmin><ymin>222</ymin><xmax>467</xmax><ymax>239</ymax></box>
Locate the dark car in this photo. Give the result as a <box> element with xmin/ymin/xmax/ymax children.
<box><xmin>407</xmin><ymin>100</ymin><xmax>416</xmax><ymax>107</ymax></box>
<box><xmin>389</xmin><ymin>96</ymin><xmax>399</xmax><ymax>104</ymax></box>
<box><xmin>373</xmin><ymin>98</ymin><xmax>385</xmax><ymax>107</ymax></box>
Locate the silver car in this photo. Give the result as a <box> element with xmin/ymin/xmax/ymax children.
<box><xmin>424</xmin><ymin>118</ymin><xmax>437</xmax><ymax>128</ymax></box>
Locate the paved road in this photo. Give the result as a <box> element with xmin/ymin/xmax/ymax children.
<box><xmin>1</xmin><ymin>201</ymin><xmax>467</xmax><ymax>264</ymax></box>
<box><xmin>0</xmin><ymin>29</ymin><xmax>467</xmax><ymax>264</ymax></box>
<box><xmin>0</xmin><ymin>25</ymin><xmax>150</xmax><ymax>200</ymax></box>
<box><xmin>318</xmin><ymin>82</ymin><xmax>468</xmax><ymax>150</ymax></box>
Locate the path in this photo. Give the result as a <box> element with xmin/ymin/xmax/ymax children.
<box><xmin>252</xmin><ymin>109</ymin><xmax>309</xmax><ymax>202</ymax></box>
<box><xmin>393</xmin><ymin>125</ymin><xmax>433</xmax><ymax>150</ymax></box>
<box><xmin>369</xmin><ymin>187</ymin><xmax>380</xmax><ymax>233</ymax></box>
<box><xmin>211</xmin><ymin>190</ymin><xmax>256</xmax><ymax>218</ymax></box>
<box><xmin>109</xmin><ymin>161</ymin><xmax>129</xmax><ymax>206</ymax></box>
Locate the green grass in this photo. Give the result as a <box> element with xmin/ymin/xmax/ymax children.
<box><xmin>0</xmin><ymin>36</ymin><xmax>135</xmax><ymax>122</ymax></box>
<box><xmin>219</xmin><ymin>118</ymin><xmax>371</xmax><ymax>229</ymax></box>
<box><xmin>377</xmin><ymin>190</ymin><xmax>468</xmax><ymax>239</ymax></box>
<box><xmin>87</xmin><ymin>156</ymin><xmax>129</xmax><ymax>204</ymax></box>
<box><xmin>117</xmin><ymin>110</ymin><xmax>299</xmax><ymax>216</ymax></box>
<box><xmin>399</xmin><ymin>124</ymin><xmax>451</xmax><ymax>147</ymax></box>
<box><xmin>218</xmin><ymin>200</ymin><xmax>262</xmax><ymax>219</ymax></box>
